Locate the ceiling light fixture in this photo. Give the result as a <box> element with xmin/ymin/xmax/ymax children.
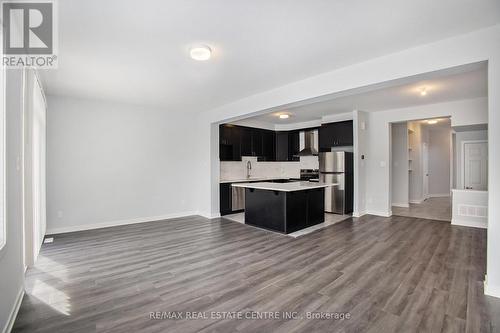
<box><xmin>190</xmin><ymin>45</ymin><xmax>212</xmax><ymax>61</ymax></box>
<box><xmin>427</xmin><ymin>120</ymin><xmax>438</xmax><ymax>125</ymax></box>
<box><xmin>279</xmin><ymin>114</ymin><xmax>290</xmax><ymax>119</ymax></box>
<box><xmin>420</xmin><ymin>87</ymin><xmax>428</xmax><ymax>96</ymax></box>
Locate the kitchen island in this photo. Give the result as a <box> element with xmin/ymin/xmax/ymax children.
<box><xmin>231</xmin><ymin>181</ymin><xmax>337</xmax><ymax>234</ymax></box>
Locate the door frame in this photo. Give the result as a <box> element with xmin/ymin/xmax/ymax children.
<box><xmin>422</xmin><ymin>141</ymin><xmax>429</xmax><ymax>200</ymax></box>
<box><xmin>23</xmin><ymin>69</ymin><xmax>47</xmax><ymax>268</ymax></box>
<box><xmin>461</xmin><ymin>139</ymin><xmax>487</xmax><ymax>190</ymax></box>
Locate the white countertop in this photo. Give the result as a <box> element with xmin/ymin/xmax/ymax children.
<box><xmin>220</xmin><ymin>177</ymin><xmax>296</xmax><ymax>184</ymax></box>
<box><xmin>231</xmin><ymin>181</ymin><xmax>338</xmax><ymax>192</ymax></box>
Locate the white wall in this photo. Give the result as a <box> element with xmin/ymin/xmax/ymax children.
<box><xmin>0</xmin><ymin>70</ymin><xmax>26</xmax><ymax>333</ymax></box>
<box><xmin>452</xmin><ymin>189</ymin><xmax>488</xmax><ymax>229</ymax></box>
<box><xmin>454</xmin><ymin>129</ymin><xmax>488</xmax><ymax>189</ymax></box>
<box><xmin>391</xmin><ymin>122</ymin><xmax>409</xmax><ymax>206</ymax></box>
<box><xmin>46</xmin><ymin>96</ymin><xmax>199</xmax><ymax>234</ymax></box>
<box><xmin>428</xmin><ymin>127</ymin><xmax>451</xmax><ymax>196</ymax></box>
<box><xmin>353</xmin><ymin>110</ymin><xmax>368</xmax><ymax>216</ymax></box>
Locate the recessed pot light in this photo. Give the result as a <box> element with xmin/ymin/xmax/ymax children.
<box><xmin>190</xmin><ymin>46</ymin><xmax>212</xmax><ymax>61</ymax></box>
<box><xmin>279</xmin><ymin>114</ymin><xmax>290</xmax><ymax>119</ymax></box>
<box><xmin>427</xmin><ymin>120</ymin><xmax>438</xmax><ymax>124</ymax></box>
<box><xmin>420</xmin><ymin>87</ymin><xmax>428</xmax><ymax>96</ymax></box>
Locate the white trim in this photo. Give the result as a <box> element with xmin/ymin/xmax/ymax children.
<box><xmin>451</xmin><ymin>188</ymin><xmax>487</xmax><ymax>193</ymax></box>
<box><xmin>0</xmin><ymin>45</ymin><xmax>6</xmax><ymax>254</ymax></box>
<box><xmin>409</xmin><ymin>198</ymin><xmax>425</xmax><ymax>204</ymax></box>
<box><xmin>392</xmin><ymin>202</ymin><xmax>409</xmax><ymax>208</ymax></box>
<box><xmin>451</xmin><ymin>218</ymin><xmax>487</xmax><ymax>229</ymax></box>
<box><xmin>352</xmin><ymin>210</ymin><xmax>366</xmax><ymax>218</ymax></box>
<box><xmin>198</xmin><ymin>212</ymin><xmax>221</xmax><ymax>219</ymax></box>
<box><xmin>484</xmin><ymin>281</ymin><xmax>500</xmax><ymax>299</ymax></box>
<box><xmin>2</xmin><ymin>286</ymin><xmax>24</xmax><ymax>333</ymax></box>
<box><xmin>427</xmin><ymin>193</ymin><xmax>451</xmax><ymax>198</ymax></box>
<box><xmin>46</xmin><ymin>211</ymin><xmax>199</xmax><ymax>235</ymax></box>
<box><xmin>461</xmin><ymin>139</ymin><xmax>487</xmax><ymax>190</ymax></box>
<box><xmin>366</xmin><ymin>210</ymin><xmax>392</xmax><ymax>217</ymax></box>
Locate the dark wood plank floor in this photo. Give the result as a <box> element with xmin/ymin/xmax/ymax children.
<box><xmin>13</xmin><ymin>214</ymin><xmax>500</xmax><ymax>332</ymax></box>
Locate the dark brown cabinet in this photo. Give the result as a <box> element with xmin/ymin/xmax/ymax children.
<box><xmin>319</xmin><ymin>120</ymin><xmax>353</xmax><ymax>152</ymax></box>
<box><xmin>219</xmin><ymin>125</ymin><xmax>277</xmax><ymax>161</ymax></box>
<box><xmin>219</xmin><ymin>183</ymin><xmax>232</xmax><ymax>215</ymax></box>
<box><xmin>274</xmin><ymin>130</ymin><xmax>300</xmax><ymax>161</ymax></box>
<box><xmin>260</xmin><ymin>130</ymin><xmax>275</xmax><ymax>161</ymax></box>
<box><xmin>219</xmin><ymin>125</ymin><xmax>241</xmax><ymax>161</ymax></box>
<box><xmin>288</xmin><ymin>131</ymin><xmax>300</xmax><ymax>161</ymax></box>
<box><xmin>219</xmin><ymin>125</ymin><xmax>315</xmax><ymax>161</ymax></box>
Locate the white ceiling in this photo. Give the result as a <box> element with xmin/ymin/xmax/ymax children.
<box><xmin>40</xmin><ymin>0</ymin><xmax>500</xmax><ymax>112</ymax></box>
<box><xmin>237</xmin><ymin>64</ymin><xmax>487</xmax><ymax>126</ymax></box>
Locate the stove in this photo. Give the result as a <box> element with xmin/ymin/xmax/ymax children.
<box><xmin>300</xmin><ymin>169</ymin><xmax>319</xmax><ymax>181</ymax></box>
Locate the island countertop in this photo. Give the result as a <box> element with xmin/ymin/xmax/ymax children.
<box><xmin>231</xmin><ymin>181</ymin><xmax>337</xmax><ymax>192</ymax></box>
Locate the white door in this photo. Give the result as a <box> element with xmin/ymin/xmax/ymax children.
<box><xmin>422</xmin><ymin>142</ymin><xmax>429</xmax><ymax>199</ymax></box>
<box><xmin>464</xmin><ymin>142</ymin><xmax>488</xmax><ymax>190</ymax></box>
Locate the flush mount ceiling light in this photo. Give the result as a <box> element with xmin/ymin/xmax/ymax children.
<box><xmin>190</xmin><ymin>45</ymin><xmax>212</xmax><ymax>61</ymax></box>
<box><xmin>427</xmin><ymin>119</ymin><xmax>438</xmax><ymax>124</ymax></box>
<box><xmin>279</xmin><ymin>114</ymin><xmax>290</xmax><ymax>119</ymax></box>
<box><xmin>420</xmin><ymin>87</ymin><xmax>428</xmax><ymax>96</ymax></box>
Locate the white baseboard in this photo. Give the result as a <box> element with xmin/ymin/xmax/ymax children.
<box><xmin>198</xmin><ymin>211</ymin><xmax>221</xmax><ymax>219</ymax></box>
<box><xmin>366</xmin><ymin>210</ymin><xmax>392</xmax><ymax>217</ymax></box>
<box><xmin>392</xmin><ymin>202</ymin><xmax>409</xmax><ymax>208</ymax></box>
<box><xmin>352</xmin><ymin>210</ymin><xmax>366</xmax><ymax>218</ymax></box>
<box><xmin>451</xmin><ymin>218</ymin><xmax>487</xmax><ymax>229</ymax></box>
<box><xmin>46</xmin><ymin>211</ymin><xmax>199</xmax><ymax>235</ymax></box>
<box><xmin>484</xmin><ymin>281</ymin><xmax>500</xmax><ymax>299</ymax></box>
<box><xmin>2</xmin><ymin>286</ymin><xmax>24</xmax><ymax>333</ymax></box>
<box><xmin>409</xmin><ymin>198</ymin><xmax>424</xmax><ymax>204</ymax></box>
<box><xmin>428</xmin><ymin>193</ymin><xmax>451</xmax><ymax>198</ymax></box>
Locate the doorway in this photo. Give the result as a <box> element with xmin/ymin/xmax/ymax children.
<box><xmin>391</xmin><ymin>118</ymin><xmax>452</xmax><ymax>221</ymax></box>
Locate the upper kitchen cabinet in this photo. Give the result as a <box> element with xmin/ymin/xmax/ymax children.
<box><xmin>288</xmin><ymin>131</ymin><xmax>300</xmax><ymax>161</ymax></box>
<box><xmin>275</xmin><ymin>132</ymin><xmax>289</xmax><ymax>161</ymax></box>
<box><xmin>260</xmin><ymin>130</ymin><xmax>276</xmax><ymax>161</ymax></box>
<box><xmin>219</xmin><ymin>125</ymin><xmax>277</xmax><ymax>161</ymax></box>
<box><xmin>319</xmin><ymin>120</ymin><xmax>353</xmax><ymax>152</ymax></box>
<box><xmin>219</xmin><ymin>124</ymin><xmax>241</xmax><ymax>161</ymax></box>
<box><xmin>275</xmin><ymin>130</ymin><xmax>300</xmax><ymax>161</ymax></box>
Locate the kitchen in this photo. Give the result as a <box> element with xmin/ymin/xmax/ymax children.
<box><xmin>219</xmin><ymin>119</ymin><xmax>354</xmax><ymax>236</ymax></box>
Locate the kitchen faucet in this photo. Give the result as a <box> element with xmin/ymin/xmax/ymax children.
<box><xmin>246</xmin><ymin>160</ymin><xmax>252</xmax><ymax>178</ymax></box>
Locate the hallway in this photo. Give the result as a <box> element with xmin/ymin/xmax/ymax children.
<box><xmin>392</xmin><ymin>197</ymin><xmax>452</xmax><ymax>222</ymax></box>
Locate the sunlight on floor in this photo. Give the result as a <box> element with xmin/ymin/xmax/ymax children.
<box><xmin>35</xmin><ymin>255</ymin><xmax>70</xmax><ymax>282</ymax></box>
<box><xmin>31</xmin><ymin>279</ymin><xmax>71</xmax><ymax>316</ymax></box>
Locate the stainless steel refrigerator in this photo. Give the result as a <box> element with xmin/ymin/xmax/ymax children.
<box><xmin>319</xmin><ymin>152</ymin><xmax>353</xmax><ymax>214</ymax></box>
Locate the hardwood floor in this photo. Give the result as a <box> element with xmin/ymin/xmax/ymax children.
<box><xmin>392</xmin><ymin>197</ymin><xmax>452</xmax><ymax>222</ymax></box>
<box><xmin>13</xmin><ymin>214</ymin><xmax>499</xmax><ymax>332</ymax></box>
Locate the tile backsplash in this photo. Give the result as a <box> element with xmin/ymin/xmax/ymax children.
<box><xmin>220</xmin><ymin>156</ymin><xmax>319</xmax><ymax>181</ymax></box>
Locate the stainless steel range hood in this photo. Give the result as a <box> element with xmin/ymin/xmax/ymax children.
<box><xmin>298</xmin><ymin>129</ymin><xmax>318</xmax><ymax>156</ymax></box>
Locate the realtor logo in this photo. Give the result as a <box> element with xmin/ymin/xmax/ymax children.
<box><xmin>2</xmin><ymin>1</ymin><xmax>58</xmax><ymax>68</ymax></box>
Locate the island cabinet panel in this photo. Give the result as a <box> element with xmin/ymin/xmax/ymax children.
<box><xmin>244</xmin><ymin>187</ymin><xmax>325</xmax><ymax>234</ymax></box>
<box><xmin>306</xmin><ymin>188</ymin><xmax>325</xmax><ymax>225</ymax></box>
<box><xmin>245</xmin><ymin>189</ymin><xmax>286</xmax><ymax>232</ymax></box>
<box><xmin>285</xmin><ymin>191</ymin><xmax>308</xmax><ymax>233</ymax></box>
<box><xmin>219</xmin><ymin>183</ymin><xmax>232</xmax><ymax>215</ymax></box>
